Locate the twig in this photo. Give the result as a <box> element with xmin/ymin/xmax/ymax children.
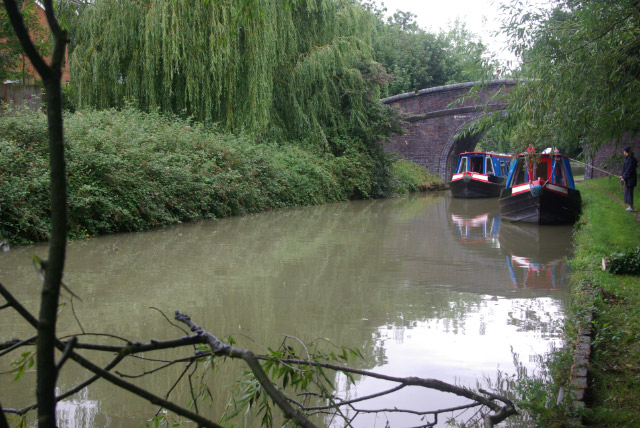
<box><xmin>150</xmin><ymin>307</ymin><xmax>190</xmax><ymax>336</ymax></box>
<box><xmin>55</xmin><ymin>336</ymin><xmax>77</xmax><ymax>378</ymax></box>
<box><xmin>188</xmin><ymin>362</ymin><xmax>200</xmax><ymax>415</ymax></box>
<box><xmin>155</xmin><ymin>361</ymin><xmax>194</xmax><ymax>417</ymax></box>
<box><xmin>0</xmin><ymin>336</ymin><xmax>37</xmax><ymax>357</ymax></box>
<box><xmin>70</xmin><ymin>298</ymin><xmax>85</xmax><ymax>334</ymax></box>
<box><xmin>116</xmin><ymin>360</ymin><xmax>184</xmax><ymax>379</ymax></box>
<box><xmin>292</xmin><ymin>384</ymin><xmax>407</xmax><ymax>411</ymax></box>
<box><xmin>0</xmin><ymin>303</ymin><xmax>10</xmax><ymax>310</ymax></box>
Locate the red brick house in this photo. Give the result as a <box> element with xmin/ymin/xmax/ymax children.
<box><xmin>1</xmin><ymin>0</ymin><xmax>70</xmax><ymax>107</ymax></box>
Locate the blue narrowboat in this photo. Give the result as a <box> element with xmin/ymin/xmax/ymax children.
<box><xmin>449</xmin><ymin>152</ymin><xmax>512</xmax><ymax>198</ymax></box>
<box><xmin>499</xmin><ymin>153</ymin><xmax>581</xmax><ymax>224</ymax></box>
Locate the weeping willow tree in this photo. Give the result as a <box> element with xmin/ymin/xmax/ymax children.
<box><xmin>70</xmin><ymin>0</ymin><xmax>399</xmax><ymax>161</ymax></box>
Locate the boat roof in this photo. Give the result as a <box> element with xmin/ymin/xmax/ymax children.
<box><xmin>458</xmin><ymin>151</ymin><xmax>512</xmax><ymax>158</ymax></box>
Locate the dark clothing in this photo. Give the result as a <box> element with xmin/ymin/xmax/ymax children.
<box><xmin>622</xmin><ymin>154</ymin><xmax>637</xmax><ymax>208</ymax></box>
<box><xmin>625</xmin><ymin>185</ymin><xmax>634</xmax><ymax>207</ymax></box>
<box><xmin>622</xmin><ymin>155</ymin><xmax>638</xmax><ymax>188</ymax></box>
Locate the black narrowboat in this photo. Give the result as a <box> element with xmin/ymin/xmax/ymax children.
<box><xmin>499</xmin><ymin>153</ymin><xmax>581</xmax><ymax>224</ymax></box>
<box><xmin>449</xmin><ymin>152</ymin><xmax>512</xmax><ymax>198</ymax></box>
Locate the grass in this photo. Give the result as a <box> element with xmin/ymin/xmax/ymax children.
<box><xmin>498</xmin><ymin>177</ymin><xmax>640</xmax><ymax>427</ymax></box>
<box><xmin>569</xmin><ymin>177</ymin><xmax>640</xmax><ymax>427</ymax></box>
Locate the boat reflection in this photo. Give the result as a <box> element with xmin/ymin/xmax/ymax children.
<box><xmin>448</xmin><ymin>198</ymin><xmax>501</xmax><ymax>249</ymax></box>
<box><xmin>500</xmin><ymin>222</ymin><xmax>571</xmax><ymax>289</ymax></box>
<box><xmin>449</xmin><ymin>197</ymin><xmax>572</xmax><ymax>290</ymax></box>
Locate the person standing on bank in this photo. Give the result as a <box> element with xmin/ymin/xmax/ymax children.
<box><xmin>620</xmin><ymin>146</ymin><xmax>638</xmax><ymax>211</ymax></box>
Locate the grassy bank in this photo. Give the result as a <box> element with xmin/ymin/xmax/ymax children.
<box><xmin>570</xmin><ymin>177</ymin><xmax>640</xmax><ymax>426</ymax></box>
<box><xmin>490</xmin><ymin>178</ymin><xmax>640</xmax><ymax>427</ymax></box>
<box><xmin>0</xmin><ymin>108</ymin><xmax>442</xmax><ymax>245</ymax></box>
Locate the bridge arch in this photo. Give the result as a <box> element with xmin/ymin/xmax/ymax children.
<box><xmin>381</xmin><ymin>79</ymin><xmax>515</xmax><ymax>180</ymax></box>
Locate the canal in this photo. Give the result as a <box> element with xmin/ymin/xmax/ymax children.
<box><xmin>0</xmin><ymin>192</ymin><xmax>571</xmax><ymax>427</ymax></box>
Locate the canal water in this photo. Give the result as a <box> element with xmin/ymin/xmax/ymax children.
<box><xmin>0</xmin><ymin>192</ymin><xmax>571</xmax><ymax>427</ymax></box>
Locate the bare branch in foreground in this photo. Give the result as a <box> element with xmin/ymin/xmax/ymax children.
<box><xmin>175</xmin><ymin>311</ymin><xmax>319</xmax><ymax>428</ymax></box>
<box><xmin>55</xmin><ymin>336</ymin><xmax>77</xmax><ymax>377</ymax></box>
<box><xmin>0</xmin><ymin>400</ymin><xmax>9</xmax><ymax>428</ymax></box>
<box><xmin>0</xmin><ymin>336</ymin><xmax>37</xmax><ymax>356</ymax></box>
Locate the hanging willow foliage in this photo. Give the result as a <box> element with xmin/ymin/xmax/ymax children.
<box><xmin>69</xmin><ymin>0</ymin><xmax>395</xmax><ymax>154</ymax></box>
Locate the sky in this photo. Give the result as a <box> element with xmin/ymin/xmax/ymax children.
<box><xmin>373</xmin><ymin>0</ymin><xmax>522</xmax><ymax>66</ymax></box>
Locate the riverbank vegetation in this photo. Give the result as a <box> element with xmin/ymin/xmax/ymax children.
<box><xmin>510</xmin><ymin>178</ymin><xmax>640</xmax><ymax>427</ymax></box>
<box><xmin>0</xmin><ymin>107</ymin><xmax>441</xmax><ymax>245</ymax></box>
<box><xmin>1</xmin><ymin>0</ymin><xmax>501</xmax><ymax>245</ymax></box>
<box><xmin>570</xmin><ymin>178</ymin><xmax>640</xmax><ymax>426</ymax></box>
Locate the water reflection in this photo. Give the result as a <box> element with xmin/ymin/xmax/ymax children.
<box><xmin>0</xmin><ymin>192</ymin><xmax>569</xmax><ymax>427</ymax></box>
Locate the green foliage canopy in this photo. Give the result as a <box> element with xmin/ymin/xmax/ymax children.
<box><xmin>70</xmin><ymin>0</ymin><xmax>399</xmax><ymax>154</ymax></box>
<box><xmin>367</xmin><ymin>6</ymin><xmax>496</xmax><ymax>95</ymax></box>
<box><xmin>498</xmin><ymin>0</ymin><xmax>640</xmax><ymax>153</ymax></box>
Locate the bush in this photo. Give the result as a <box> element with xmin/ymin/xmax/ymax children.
<box><xmin>607</xmin><ymin>246</ymin><xmax>640</xmax><ymax>275</ymax></box>
<box><xmin>390</xmin><ymin>159</ymin><xmax>443</xmax><ymax>194</ymax></box>
<box><xmin>0</xmin><ymin>108</ymin><xmax>435</xmax><ymax>244</ymax></box>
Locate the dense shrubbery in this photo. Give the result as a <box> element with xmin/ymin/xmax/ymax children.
<box><xmin>0</xmin><ymin>108</ymin><xmax>439</xmax><ymax>244</ymax></box>
<box><xmin>607</xmin><ymin>246</ymin><xmax>640</xmax><ymax>276</ymax></box>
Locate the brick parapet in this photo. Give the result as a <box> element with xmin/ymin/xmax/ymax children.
<box><xmin>381</xmin><ymin>80</ymin><xmax>516</xmax><ymax>178</ymax></box>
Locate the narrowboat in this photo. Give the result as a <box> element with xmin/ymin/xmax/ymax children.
<box><xmin>499</xmin><ymin>153</ymin><xmax>581</xmax><ymax>224</ymax></box>
<box><xmin>449</xmin><ymin>152</ymin><xmax>512</xmax><ymax>198</ymax></box>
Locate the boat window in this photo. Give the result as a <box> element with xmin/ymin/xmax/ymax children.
<box><xmin>485</xmin><ymin>157</ymin><xmax>495</xmax><ymax>175</ymax></box>
<box><xmin>500</xmin><ymin>160</ymin><xmax>507</xmax><ymax>176</ymax></box>
<box><xmin>457</xmin><ymin>157</ymin><xmax>468</xmax><ymax>173</ymax></box>
<box><xmin>553</xmin><ymin>159</ymin><xmax>568</xmax><ymax>186</ymax></box>
<box><xmin>469</xmin><ymin>157</ymin><xmax>483</xmax><ymax>173</ymax></box>
<box><xmin>511</xmin><ymin>159</ymin><xmax>526</xmax><ymax>186</ymax></box>
<box><xmin>533</xmin><ymin>162</ymin><xmax>548</xmax><ymax>182</ymax></box>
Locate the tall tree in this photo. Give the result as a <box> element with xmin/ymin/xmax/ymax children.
<box><xmin>2</xmin><ymin>0</ymin><xmax>68</xmax><ymax>427</ymax></box>
<box><xmin>370</xmin><ymin>8</ymin><xmax>496</xmax><ymax>96</ymax></box>
<box><xmin>498</xmin><ymin>0</ymin><xmax>640</xmax><ymax>153</ymax></box>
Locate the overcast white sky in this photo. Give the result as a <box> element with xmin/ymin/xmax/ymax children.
<box><xmin>373</xmin><ymin>0</ymin><xmax>545</xmax><ymax>67</ymax></box>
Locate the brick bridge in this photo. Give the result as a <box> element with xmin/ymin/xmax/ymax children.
<box><xmin>381</xmin><ymin>79</ymin><xmax>516</xmax><ymax>180</ymax></box>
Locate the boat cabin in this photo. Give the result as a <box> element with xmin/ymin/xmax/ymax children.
<box><xmin>454</xmin><ymin>152</ymin><xmax>511</xmax><ymax>177</ymax></box>
<box><xmin>505</xmin><ymin>154</ymin><xmax>576</xmax><ymax>190</ymax></box>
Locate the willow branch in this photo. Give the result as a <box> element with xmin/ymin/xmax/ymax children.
<box><xmin>261</xmin><ymin>357</ymin><xmax>503</xmax><ymax>412</ymax></box>
<box><xmin>175</xmin><ymin>311</ymin><xmax>319</xmax><ymax>428</ymax></box>
<box><xmin>293</xmin><ymin>384</ymin><xmax>407</xmax><ymax>411</ymax></box>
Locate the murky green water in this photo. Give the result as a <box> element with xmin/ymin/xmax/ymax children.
<box><xmin>0</xmin><ymin>192</ymin><xmax>571</xmax><ymax>427</ymax></box>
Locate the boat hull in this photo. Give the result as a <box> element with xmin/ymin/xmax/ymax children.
<box><xmin>450</xmin><ymin>176</ymin><xmax>506</xmax><ymax>198</ymax></box>
<box><xmin>499</xmin><ymin>186</ymin><xmax>581</xmax><ymax>224</ymax></box>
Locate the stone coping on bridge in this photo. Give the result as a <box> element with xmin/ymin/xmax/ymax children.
<box><xmin>380</xmin><ymin>79</ymin><xmax>518</xmax><ymax>104</ymax></box>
